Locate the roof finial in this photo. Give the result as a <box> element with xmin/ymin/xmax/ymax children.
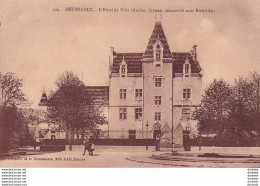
<box><xmin>155</xmin><ymin>14</ymin><xmax>162</xmax><ymax>24</ymax></box>
<box><xmin>123</xmin><ymin>54</ymin><xmax>125</xmax><ymax>60</ymax></box>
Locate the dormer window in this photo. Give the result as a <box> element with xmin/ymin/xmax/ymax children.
<box><xmin>120</xmin><ymin>57</ymin><xmax>127</xmax><ymax>77</ymax></box>
<box><xmin>155</xmin><ymin>44</ymin><xmax>161</xmax><ymax>61</ymax></box>
<box><xmin>183</xmin><ymin>57</ymin><xmax>191</xmax><ymax>77</ymax></box>
<box><xmin>185</xmin><ymin>64</ymin><xmax>189</xmax><ymax>74</ymax></box>
<box><xmin>153</xmin><ymin>40</ymin><xmax>163</xmax><ymax>64</ymax></box>
<box><xmin>121</xmin><ymin>65</ymin><xmax>126</xmax><ymax>74</ymax></box>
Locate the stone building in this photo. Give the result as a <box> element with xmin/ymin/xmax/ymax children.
<box><xmin>37</xmin><ymin>87</ymin><xmax>109</xmax><ymax>141</ymax></box>
<box><xmin>37</xmin><ymin>20</ymin><xmax>203</xmax><ymax>147</ymax></box>
<box><xmin>108</xmin><ymin>20</ymin><xmax>203</xmax><ymax>146</ymax></box>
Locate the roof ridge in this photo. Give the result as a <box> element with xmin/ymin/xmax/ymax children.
<box><xmin>86</xmin><ymin>86</ymin><xmax>109</xmax><ymax>87</ymax></box>
<box><xmin>172</xmin><ymin>52</ymin><xmax>190</xmax><ymax>54</ymax></box>
<box><xmin>114</xmin><ymin>52</ymin><xmax>143</xmax><ymax>54</ymax></box>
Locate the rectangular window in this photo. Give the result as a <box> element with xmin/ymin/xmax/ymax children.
<box><xmin>119</xmin><ymin>89</ymin><xmax>126</xmax><ymax>99</ymax></box>
<box><xmin>156</xmin><ymin>50</ymin><xmax>161</xmax><ymax>61</ymax></box>
<box><xmin>155</xmin><ymin>78</ymin><xmax>162</xmax><ymax>87</ymax></box>
<box><xmin>154</xmin><ymin>112</ymin><xmax>161</xmax><ymax>121</ymax></box>
<box><xmin>182</xmin><ymin>108</ymin><xmax>191</xmax><ymax>120</ymax></box>
<box><xmin>128</xmin><ymin>130</ymin><xmax>136</xmax><ymax>139</ymax></box>
<box><xmin>183</xmin><ymin>89</ymin><xmax>191</xmax><ymax>100</ymax></box>
<box><xmin>135</xmin><ymin>89</ymin><xmax>142</xmax><ymax>101</ymax></box>
<box><xmin>135</xmin><ymin>108</ymin><xmax>142</xmax><ymax>120</ymax></box>
<box><xmin>185</xmin><ymin>64</ymin><xmax>189</xmax><ymax>74</ymax></box>
<box><xmin>155</xmin><ymin>96</ymin><xmax>162</xmax><ymax>105</ymax></box>
<box><xmin>119</xmin><ymin>108</ymin><xmax>127</xmax><ymax>120</ymax></box>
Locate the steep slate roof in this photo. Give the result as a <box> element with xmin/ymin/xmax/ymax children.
<box><xmin>86</xmin><ymin>86</ymin><xmax>109</xmax><ymax>105</ymax></box>
<box><xmin>110</xmin><ymin>22</ymin><xmax>202</xmax><ymax>75</ymax></box>
<box><xmin>39</xmin><ymin>92</ymin><xmax>47</xmax><ymax>106</ymax></box>
<box><xmin>172</xmin><ymin>52</ymin><xmax>202</xmax><ymax>74</ymax></box>
<box><xmin>112</xmin><ymin>53</ymin><xmax>143</xmax><ymax>73</ymax></box>
<box><xmin>111</xmin><ymin>52</ymin><xmax>202</xmax><ymax>74</ymax></box>
<box><xmin>38</xmin><ymin>87</ymin><xmax>109</xmax><ymax>107</ymax></box>
<box><xmin>143</xmin><ymin>22</ymin><xmax>172</xmax><ymax>59</ymax></box>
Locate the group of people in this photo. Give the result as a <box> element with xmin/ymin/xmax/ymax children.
<box><xmin>83</xmin><ymin>136</ymin><xmax>95</xmax><ymax>156</ymax></box>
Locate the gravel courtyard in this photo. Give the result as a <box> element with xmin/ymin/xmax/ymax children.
<box><xmin>1</xmin><ymin>146</ymin><xmax>260</xmax><ymax>168</ymax></box>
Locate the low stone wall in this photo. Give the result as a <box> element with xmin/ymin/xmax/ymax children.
<box><xmin>94</xmin><ymin>139</ymin><xmax>156</xmax><ymax>146</ymax></box>
<box><xmin>0</xmin><ymin>151</ymin><xmax>26</xmax><ymax>158</ymax></box>
<box><xmin>40</xmin><ymin>145</ymin><xmax>65</xmax><ymax>152</ymax></box>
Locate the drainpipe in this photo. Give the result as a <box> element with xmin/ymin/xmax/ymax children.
<box><xmin>172</xmin><ymin>61</ymin><xmax>174</xmax><ymax>155</ymax></box>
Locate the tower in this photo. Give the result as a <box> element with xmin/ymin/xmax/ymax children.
<box><xmin>142</xmin><ymin>20</ymin><xmax>173</xmax><ymax>142</ymax></box>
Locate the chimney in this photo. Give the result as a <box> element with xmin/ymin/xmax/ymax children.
<box><xmin>110</xmin><ymin>47</ymin><xmax>114</xmax><ymax>64</ymax></box>
<box><xmin>191</xmin><ymin>45</ymin><xmax>197</xmax><ymax>61</ymax></box>
<box><xmin>109</xmin><ymin>47</ymin><xmax>114</xmax><ymax>75</ymax></box>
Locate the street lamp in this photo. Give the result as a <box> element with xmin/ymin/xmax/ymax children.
<box><xmin>146</xmin><ymin>120</ymin><xmax>149</xmax><ymax>150</ymax></box>
<box><xmin>171</xmin><ymin>127</ymin><xmax>174</xmax><ymax>155</ymax></box>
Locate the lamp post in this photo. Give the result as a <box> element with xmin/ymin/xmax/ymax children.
<box><xmin>171</xmin><ymin>126</ymin><xmax>174</xmax><ymax>155</ymax></box>
<box><xmin>199</xmin><ymin>133</ymin><xmax>201</xmax><ymax>151</ymax></box>
<box><xmin>146</xmin><ymin>120</ymin><xmax>149</xmax><ymax>150</ymax></box>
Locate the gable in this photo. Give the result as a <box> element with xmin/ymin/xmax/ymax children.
<box><xmin>172</xmin><ymin>52</ymin><xmax>202</xmax><ymax>75</ymax></box>
<box><xmin>112</xmin><ymin>52</ymin><xmax>143</xmax><ymax>73</ymax></box>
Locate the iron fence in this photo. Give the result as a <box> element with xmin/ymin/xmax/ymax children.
<box><xmin>97</xmin><ymin>129</ymin><xmax>155</xmax><ymax>139</ymax></box>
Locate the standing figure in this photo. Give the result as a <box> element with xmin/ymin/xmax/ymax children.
<box><xmin>155</xmin><ymin>134</ymin><xmax>161</xmax><ymax>151</ymax></box>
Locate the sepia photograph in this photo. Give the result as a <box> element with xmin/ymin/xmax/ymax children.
<box><xmin>0</xmin><ymin>0</ymin><xmax>260</xmax><ymax>172</ymax></box>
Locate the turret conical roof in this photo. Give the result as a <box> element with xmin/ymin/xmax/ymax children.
<box><xmin>38</xmin><ymin>92</ymin><xmax>47</xmax><ymax>106</ymax></box>
<box><xmin>143</xmin><ymin>22</ymin><xmax>172</xmax><ymax>59</ymax></box>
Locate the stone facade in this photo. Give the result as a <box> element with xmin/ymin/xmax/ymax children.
<box><xmin>37</xmin><ymin>20</ymin><xmax>203</xmax><ymax>147</ymax></box>
<box><xmin>108</xmin><ymin>21</ymin><xmax>203</xmax><ymax>146</ymax></box>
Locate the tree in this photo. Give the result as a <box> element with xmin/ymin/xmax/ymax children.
<box><xmin>0</xmin><ymin>72</ymin><xmax>32</xmax><ymax>152</ymax></box>
<box><xmin>0</xmin><ymin>106</ymin><xmax>33</xmax><ymax>152</ymax></box>
<box><xmin>194</xmin><ymin>73</ymin><xmax>260</xmax><ymax>146</ymax></box>
<box><xmin>46</xmin><ymin>71</ymin><xmax>107</xmax><ymax>140</ymax></box>
<box><xmin>0</xmin><ymin>72</ymin><xmax>27</xmax><ymax>107</ymax></box>
<box><xmin>248</xmin><ymin>72</ymin><xmax>260</xmax><ymax>133</ymax></box>
<box><xmin>193</xmin><ymin>79</ymin><xmax>233</xmax><ymax>142</ymax></box>
<box><xmin>228</xmin><ymin>76</ymin><xmax>256</xmax><ymax>144</ymax></box>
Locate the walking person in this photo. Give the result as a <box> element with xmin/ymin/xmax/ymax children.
<box><xmin>82</xmin><ymin>138</ymin><xmax>89</xmax><ymax>156</ymax></box>
<box><xmin>88</xmin><ymin>136</ymin><xmax>95</xmax><ymax>156</ymax></box>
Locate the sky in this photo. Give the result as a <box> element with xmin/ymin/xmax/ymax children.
<box><xmin>0</xmin><ymin>0</ymin><xmax>260</xmax><ymax>108</ymax></box>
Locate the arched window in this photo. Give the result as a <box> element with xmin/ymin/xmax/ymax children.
<box><xmin>155</xmin><ymin>44</ymin><xmax>161</xmax><ymax>61</ymax></box>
